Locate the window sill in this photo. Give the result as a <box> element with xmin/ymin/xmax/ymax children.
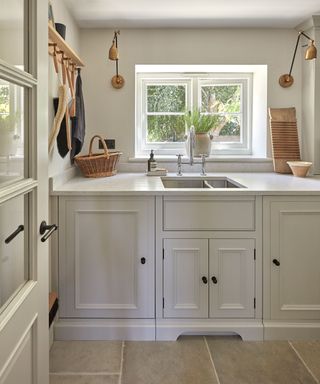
<box><xmin>129</xmin><ymin>156</ymin><xmax>272</xmax><ymax>163</ymax></box>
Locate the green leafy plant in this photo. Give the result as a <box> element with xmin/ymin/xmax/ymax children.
<box><xmin>184</xmin><ymin>108</ymin><xmax>219</xmax><ymax>134</ymax></box>
<box><xmin>0</xmin><ymin>114</ymin><xmax>19</xmax><ymax>133</ymax></box>
<box><xmin>0</xmin><ymin>114</ymin><xmax>21</xmax><ymax>145</ymax></box>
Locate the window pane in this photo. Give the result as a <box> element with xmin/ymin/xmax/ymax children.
<box><xmin>212</xmin><ymin>115</ymin><xmax>241</xmax><ymax>143</ymax></box>
<box><xmin>147</xmin><ymin>85</ymin><xmax>186</xmax><ymax>112</ymax></box>
<box><xmin>147</xmin><ymin>115</ymin><xmax>185</xmax><ymax>142</ymax></box>
<box><xmin>0</xmin><ymin>0</ymin><xmax>25</xmax><ymax>71</ymax></box>
<box><xmin>0</xmin><ymin>79</ymin><xmax>25</xmax><ymax>186</ymax></box>
<box><xmin>201</xmin><ymin>85</ymin><xmax>241</xmax><ymax>113</ymax></box>
<box><xmin>0</xmin><ymin>194</ymin><xmax>29</xmax><ymax>314</ymax></box>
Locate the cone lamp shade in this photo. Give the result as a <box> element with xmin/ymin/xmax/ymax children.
<box><xmin>305</xmin><ymin>40</ymin><xmax>317</xmax><ymax>60</ymax></box>
<box><xmin>109</xmin><ymin>40</ymin><xmax>118</xmax><ymax>60</ymax></box>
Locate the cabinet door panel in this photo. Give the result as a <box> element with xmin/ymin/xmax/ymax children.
<box><xmin>209</xmin><ymin>239</ymin><xmax>255</xmax><ymax>318</ymax></box>
<box><xmin>270</xmin><ymin>201</ymin><xmax>320</xmax><ymax>320</ymax></box>
<box><xmin>59</xmin><ymin>197</ymin><xmax>155</xmax><ymax>318</ymax></box>
<box><xmin>164</xmin><ymin>239</ymin><xmax>208</xmax><ymax>318</ymax></box>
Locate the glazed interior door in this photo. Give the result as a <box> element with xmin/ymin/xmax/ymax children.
<box><xmin>0</xmin><ymin>1</ymin><xmax>49</xmax><ymax>383</ymax></box>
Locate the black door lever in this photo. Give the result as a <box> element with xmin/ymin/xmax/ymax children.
<box><xmin>39</xmin><ymin>221</ymin><xmax>58</xmax><ymax>242</ymax></box>
<box><xmin>5</xmin><ymin>225</ymin><xmax>24</xmax><ymax>244</ymax></box>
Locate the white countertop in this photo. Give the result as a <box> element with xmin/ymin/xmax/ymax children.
<box><xmin>50</xmin><ymin>172</ymin><xmax>320</xmax><ymax>196</ymax></box>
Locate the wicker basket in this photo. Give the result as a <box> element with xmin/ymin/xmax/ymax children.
<box><xmin>74</xmin><ymin>135</ymin><xmax>121</xmax><ymax>178</ymax></box>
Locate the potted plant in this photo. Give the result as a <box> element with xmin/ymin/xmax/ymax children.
<box><xmin>184</xmin><ymin>108</ymin><xmax>219</xmax><ymax>157</ymax></box>
<box><xmin>0</xmin><ymin>114</ymin><xmax>20</xmax><ymax>156</ymax></box>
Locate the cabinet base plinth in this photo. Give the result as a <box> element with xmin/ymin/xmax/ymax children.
<box><xmin>156</xmin><ymin>319</ymin><xmax>263</xmax><ymax>341</ymax></box>
<box><xmin>54</xmin><ymin>319</ymin><xmax>155</xmax><ymax>340</ymax></box>
<box><xmin>264</xmin><ymin>321</ymin><xmax>320</xmax><ymax>340</ymax></box>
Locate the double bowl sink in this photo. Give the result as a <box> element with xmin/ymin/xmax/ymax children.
<box><xmin>161</xmin><ymin>176</ymin><xmax>246</xmax><ymax>189</ymax></box>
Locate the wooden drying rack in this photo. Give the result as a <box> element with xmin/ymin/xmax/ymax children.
<box><xmin>48</xmin><ymin>23</ymin><xmax>85</xmax><ymax>117</ymax></box>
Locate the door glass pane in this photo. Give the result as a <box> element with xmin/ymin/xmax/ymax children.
<box><xmin>0</xmin><ymin>78</ymin><xmax>25</xmax><ymax>186</ymax></box>
<box><xmin>0</xmin><ymin>194</ymin><xmax>29</xmax><ymax>313</ymax></box>
<box><xmin>0</xmin><ymin>0</ymin><xmax>25</xmax><ymax>71</ymax></box>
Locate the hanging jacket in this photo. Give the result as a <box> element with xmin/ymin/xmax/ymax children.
<box><xmin>48</xmin><ymin>84</ymin><xmax>67</xmax><ymax>153</ymax></box>
<box><xmin>70</xmin><ymin>69</ymin><xmax>86</xmax><ymax>162</ymax></box>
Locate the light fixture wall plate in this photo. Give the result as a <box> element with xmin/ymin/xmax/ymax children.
<box><xmin>111</xmin><ymin>75</ymin><xmax>125</xmax><ymax>89</ymax></box>
<box><xmin>279</xmin><ymin>74</ymin><xmax>294</xmax><ymax>88</ymax></box>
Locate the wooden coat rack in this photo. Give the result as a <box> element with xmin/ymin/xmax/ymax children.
<box><xmin>48</xmin><ymin>23</ymin><xmax>85</xmax><ymax>118</ymax></box>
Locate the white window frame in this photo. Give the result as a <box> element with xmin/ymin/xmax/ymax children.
<box><xmin>135</xmin><ymin>65</ymin><xmax>267</xmax><ymax>158</ymax></box>
<box><xmin>197</xmin><ymin>75</ymin><xmax>252</xmax><ymax>154</ymax></box>
<box><xmin>136</xmin><ymin>75</ymin><xmax>192</xmax><ymax>156</ymax></box>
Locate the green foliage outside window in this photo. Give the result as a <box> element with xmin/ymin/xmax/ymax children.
<box><xmin>147</xmin><ymin>85</ymin><xmax>186</xmax><ymax>142</ymax></box>
<box><xmin>0</xmin><ymin>85</ymin><xmax>10</xmax><ymax>115</ymax></box>
<box><xmin>146</xmin><ymin>83</ymin><xmax>242</xmax><ymax>143</ymax></box>
<box><xmin>201</xmin><ymin>85</ymin><xmax>241</xmax><ymax>141</ymax></box>
<box><xmin>147</xmin><ymin>85</ymin><xmax>185</xmax><ymax>113</ymax></box>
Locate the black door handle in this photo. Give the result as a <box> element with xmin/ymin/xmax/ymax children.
<box><xmin>211</xmin><ymin>276</ymin><xmax>218</xmax><ymax>284</ymax></box>
<box><xmin>141</xmin><ymin>257</ymin><xmax>146</xmax><ymax>264</ymax></box>
<box><xmin>272</xmin><ymin>259</ymin><xmax>280</xmax><ymax>266</ymax></box>
<box><xmin>39</xmin><ymin>221</ymin><xmax>58</xmax><ymax>242</ymax></box>
<box><xmin>202</xmin><ymin>276</ymin><xmax>208</xmax><ymax>284</ymax></box>
<box><xmin>5</xmin><ymin>225</ymin><xmax>24</xmax><ymax>244</ymax></box>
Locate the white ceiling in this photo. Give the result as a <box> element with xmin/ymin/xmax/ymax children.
<box><xmin>64</xmin><ymin>0</ymin><xmax>320</xmax><ymax>29</ymax></box>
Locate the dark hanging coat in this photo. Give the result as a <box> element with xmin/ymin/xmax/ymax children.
<box><xmin>54</xmin><ymin>98</ymin><xmax>69</xmax><ymax>158</ymax></box>
<box><xmin>70</xmin><ymin>70</ymin><xmax>86</xmax><ymax>162</ymax></box>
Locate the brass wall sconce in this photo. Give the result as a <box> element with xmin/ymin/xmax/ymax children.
<box><xmin>108</xmin><ymin>30</ymin><xmax>125</xmax><ymax>89</ymax></box>
<box><xmin>279</xmin><ymin>31</ymin><xmax>317</xmax><ymax>88</ymax></box>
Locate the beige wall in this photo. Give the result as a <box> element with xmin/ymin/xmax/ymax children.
<box><xmin>79</xmin><ymin>28</ymin><xmax>302</xmax><ymax>163</ymax></box>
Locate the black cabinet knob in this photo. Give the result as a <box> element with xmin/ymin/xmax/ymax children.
<box><xmin>211</xmin><ymin>276</ymin><xmax>218</xmax><ymax>284</ymax></box>
<box><xmin>273</xmin><ymin>259</ymin><xmax>280</xmax><ymax>266</ymax></box>
<box><xmin>141</xmin><ymin>257</ymin><xmax>146</xmax><ymax>264</ymax></box>
<box><xmin>202</xmin><ymin>276</ymin><xmax>208</xmax><ymax>284</ymax></box>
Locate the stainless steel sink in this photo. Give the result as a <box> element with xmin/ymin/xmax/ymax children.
<box><xmin>161</xmin><ymin>177</ymin><xmax>245</xmax><ymax>189</ymax></box>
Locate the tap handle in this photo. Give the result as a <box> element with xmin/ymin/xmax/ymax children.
<box><xmin>176</xmin><ymin>154</ymin><xmax>183</xmax><ymax>176</ymax></box>
<box><xmin>199</xmin><ymin>154</ymin><xmax>207</xmax><ymax>164</ymax></box>
<box><xmin>199</xmin><ymin>154</ymin><xmax>207</xmax><ymax>176</ymax></box>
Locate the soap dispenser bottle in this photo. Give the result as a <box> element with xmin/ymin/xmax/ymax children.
<box><xmin>148</xmin><ymin>150</ymin><xmax>157</xmax><ymax>171</ymax></box>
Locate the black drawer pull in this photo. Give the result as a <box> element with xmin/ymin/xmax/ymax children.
<box><xmin>272</xmin><ymin>259</ymin><xmax>280</xmax><ymax>266</ymax></box>
<box><xmin>141</xmin><ymin>257</ymin><xmax>146</xmax><ymax>264</ymax></box>
<box><xmin>5</xmin><ymin>225</ymin><xmax>24</xmax><ymax>244</ymax></box>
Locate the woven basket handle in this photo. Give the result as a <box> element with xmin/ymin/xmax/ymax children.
<box><xmin>89</xmin><ymin>135</ymin><xmax>109</xmax><ymax>158</ymax></box>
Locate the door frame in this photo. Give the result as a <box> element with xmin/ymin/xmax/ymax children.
<box><xmin>0</xmin><ymin>0</ymin><xmax>49</xmax><ymax>383</ymax></box>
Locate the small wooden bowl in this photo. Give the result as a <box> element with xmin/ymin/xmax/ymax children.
<box><xmin>287</xmin><ymin>161</ymin><xmax>312</xmax><ymax>177</ymax></box>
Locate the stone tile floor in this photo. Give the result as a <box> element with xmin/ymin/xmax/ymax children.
<box><xmin>50</xmin><ymin>336</ymin><xmax>320</xmax><ymax>384</ymax></box>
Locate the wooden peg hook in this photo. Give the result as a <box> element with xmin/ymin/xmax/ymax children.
<box><xmin>49</xmin><ymin>43</ymin><xmax>59</xmax><ymax>74</ymax></box>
